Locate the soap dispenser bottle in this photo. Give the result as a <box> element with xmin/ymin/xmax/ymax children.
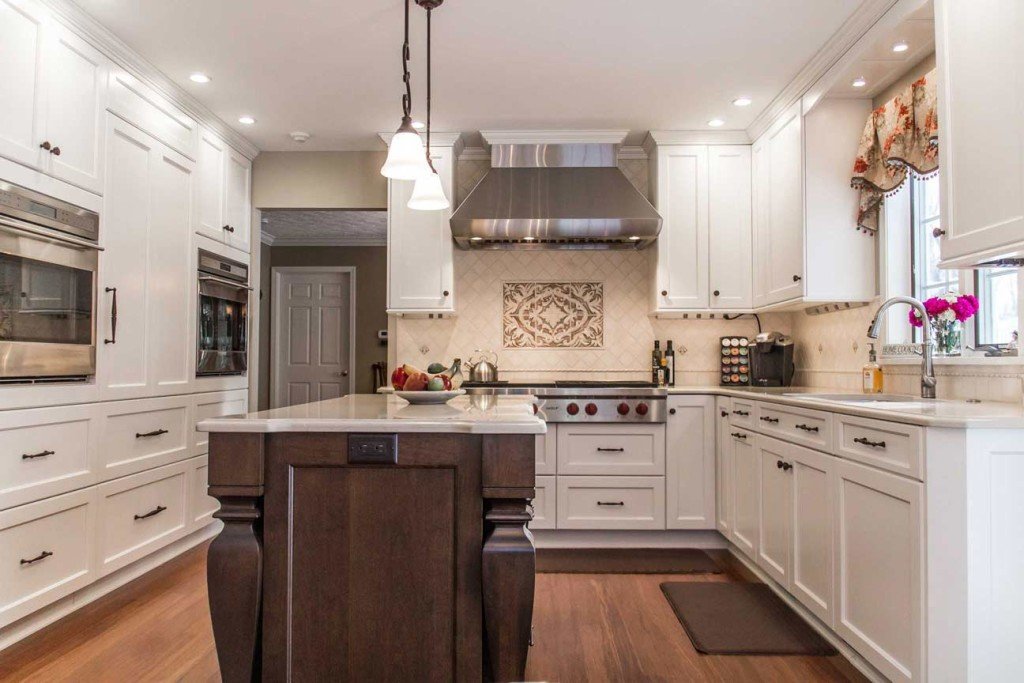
<box><xmin>862</xmin><ymin>343</ymin><xmax>883</xmax><ymax>394</ymax></box>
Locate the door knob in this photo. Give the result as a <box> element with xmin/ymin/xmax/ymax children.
<box><xmin>337</xmin><ymin>371</ymin><xmax>349</xmax><ymax>377</ymax></box>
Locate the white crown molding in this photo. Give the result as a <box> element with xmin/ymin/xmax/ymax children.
<box><xmin>745</xmin><ymin>0</ymin><xmax>900</xmax><ymax>142</ymax></box>
<box><xmin>377</xmin><ymin>131</ymin><xmax>462</xmax><ymax>148</ymax></box>
<box><xmin>644</xmin><ymin>131</ymin><xmax>752</xmax><ymax>152</ymax></box>
<box><xmin>616</xmin><ymin>145</ymin><xmax>648</xmax><ymax>161</ymax></box>
<box><xmin>266</xmin><ymin>236</ymin><xmax>387</xmax><ymax>248</ymax></box>
<box><xmin>479</xmin><ymin>130</ymin><xmax>629</xmax><ymax>146</ymax></box>
<box><xmin>38</xmin><ymin>0</ymin><xmax>260</xmax><ymax>160</ymax></box>
<box><xmin>260</xmin><ymin>231</ymin><xmax>276</xmax><ymax>246</ymax></box>
<box><xmin>459</xmin><ymin>146</ymin><xmax>490</xmax><ymax>162</ymax></box>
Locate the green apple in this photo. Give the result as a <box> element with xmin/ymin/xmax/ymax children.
<box><xmin>427</xmin><ymin>376</ymin><xmax>446</xmax><ymax>391</ymax></box>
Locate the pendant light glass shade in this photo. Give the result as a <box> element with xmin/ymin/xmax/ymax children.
<box><xmin>381</xmin><ymin>117</ymin><xmax>426</xmax><ymax>180</ymax></box>
<box><xmin>408</xmin><ymin>169</ymin><xmax>450</xmax><ymax>210</ymax></box>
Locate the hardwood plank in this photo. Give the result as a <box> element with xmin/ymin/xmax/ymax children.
<box><xmin>0</xmin><ymin>543</ymin><xmax>866</xmax><ymax>683</ymax></box>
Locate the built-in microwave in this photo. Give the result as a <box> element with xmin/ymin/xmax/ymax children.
<box><xmin>196</xmin><ymin>249</ymin><xmax>250</xmax><ymax>376</ymax></box>
<box><xmin>0</xmin><ymin>181</ymin><xmax>100</xmax><ymax>380</ymax></box>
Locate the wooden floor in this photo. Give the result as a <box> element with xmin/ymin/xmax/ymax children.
<box><xmin>0</xmin><ymin>543</ymin><xmax>865</xmax><ymax>683</ymax></box>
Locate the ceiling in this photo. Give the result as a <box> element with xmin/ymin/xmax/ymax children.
<box><xmin>261</xmin><ymin>210</ymin><xmax>387</xmax><ymax>245</ymax></box>
<box><xmin>74</xmin><ymin>0</ymin><xmax>870</xmax><ymax>151</ymax></box>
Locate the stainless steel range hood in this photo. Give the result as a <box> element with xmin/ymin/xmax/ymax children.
<box><xmin>450</xmin><ymin>143</ymin><xmax>662</xmax><ymax>250</ymax></box>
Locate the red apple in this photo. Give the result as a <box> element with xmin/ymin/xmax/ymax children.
<box><xmin>391</xmin><ymin>366</ymin><xmax>409</xmax><ymax>390</ymax></box>
<box><xmin>440</xmin><ymin>374</ymin><xmax>452</xmax><ymax>390</ymax></box>
<box><xmin>403</xmin><ymin>372</ymin><xmax>430</xmax><ymax>391</ymax></box>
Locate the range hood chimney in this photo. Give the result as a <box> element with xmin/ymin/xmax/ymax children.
<box><xmin>450</xmin><ymin>134</ymin><xmax>662</xmax><ymax>250</ymax></box>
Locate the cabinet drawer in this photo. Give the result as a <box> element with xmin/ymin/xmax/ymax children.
<box><xmin>535</xmin><ymin>425</ymin><xmax>556</xmax><ymax>476</ymax></box>
<box><xmin>755</xmin><ymin>402</ymin><xmax>833</xmax><ymax>452</ymax></box>
<box><xmin>0</xmin><ymin>488</ymin><xmax>97</xmax><ymax>628</ymax></box>
<box><xmin>728</xmin><ymin>398</ymin><xmax>757</xmax><ymax>429</ymax></box>
<box><xmin>529</xmin><ymin>475</ymin><xmax>556</xmax><ymax>530</ymax></box>
<box><xmin>557</xmin><ymin>476</ymin><xmax>665</xmax><ymax>530</ymax></box>
<box><xmin>99</xmin><ymin>397</ymin><xmax>190</xmax><ymax>480</ymax></box>
<box><xmin>192</xmin><ymin>390</ymin><xmax>248</xmax><ymax>455</ymax></box>
<box><xmin>557</xmin><ymin>424</ymin><xmax>665</xmax><ymax>475</ymax></box>
<box><xmin>834</xmin><ymin>415</ymin><xmax>924</xmax><ymax>480</ymax></box>
<box><xmin>97</xmin><ymin>462</ymin><xmax>188</xmax><ymax>575</ymax></box>
<box><xmin>108</xmin><ymin>70</ymin><xmax>198</xmax><ymax>160</ymax></box>
<box><xmin>188</xmin><ymin>455</ymin><xmax>218</xmax><ymax>529</ymax></box>
<box><xmin>0</xmin><ymin>405</ymin><xmax>95</xmax><ymax>510</ymax></box>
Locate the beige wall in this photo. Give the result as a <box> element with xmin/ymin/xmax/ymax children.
<box><xmin>252</xmin><ymin>151</ymin><xmax>387</xmax><ymax>209</ymax></box>
<box><xmin>260</xmin><ymin>246</ymin><xmax>388</xmax><ymax>400</ymax></box>
<box><xmin>872</xmin><ymin>52</ymin><xmax>936</xmax><ymax>108</ymax></box>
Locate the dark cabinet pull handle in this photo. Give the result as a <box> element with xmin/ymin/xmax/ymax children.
<box><xmin>732</xmin><ymin>410</ymin><xmax>749</xmax><ymax>416</ymax></box>
<box><xmin>20</xmin><ymin>550</ymin><xmax>53</xmax><ymax>565</ymax></box>
<box><xmin>223</xmin><ymin>224</ymin><xmax>235</xmax><ymax>233</ymax></box>
<box><xmin>793</xmin><ymin>274</ymin><xmax>802</xmax><ymax>282</ymax></box>
<box><xmin>795</xmin><ymin>424</ymin><xmax>819</xmax><ymax>433</ymax></box>
<box><xmin>104</xmin><ymin>287</ymin><xmax>117</xmax><ymax>344</ymax></box>
<box><xmin>596</xmin><ymin>501</ymin><xmax>625</xmax><ymax>506</ymax></box>
<box><xmin>39</xmin><ymin>141</ymin><xmax>51</xmax><ymax>151</ymax></box>
<box><xmin>720</xmin><ymin>410</ymin><xmax>728</xmax><ymax>418</ymax></box>
<box><xmin>136</xmin><ymin>428</ymin><xmax>169</xmax><ymax>438</ymax></box>
<box><xmin>760</xmin><ymin>416</ymin><xmax>779</xmax><ymax>423</ymax></box>
<box><xmin>782</xmin><ymin>462</ymin><xmax>792</xmax><ymax>471</ymax></box>
<box><xmin>596</xmin><ymin>447</ymin><xmax>625</xmax><ymax>453</ymax></box>
<box><xmin>51</xmin><ymin>146</ymin><xmax>61</xmax><ymax>156</ymax></box>
<box><xmin>730</xmin><ymin>432</ymin><xmax>747</xmax><ymax>440</ymax></box>
<box><xmin>777</xmin><ymin>459</ymin><xmax>783</xmax><ymax>469</ymax></box>
<box><xmin>22</xmin><ymin>449</ymin><xmax>55</xmax><ymax>460</ymax></box>
<box><xmin>853</xmin><ymin>437</ymin><xmax>886</xmax><ymax>449</ymax></box>
<box><xmin>134</xmin><ymin>505</ymin><xmax>167</xmax><ymax>520</ymax></box>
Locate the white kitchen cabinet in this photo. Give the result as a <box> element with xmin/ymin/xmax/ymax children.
<box><xmin>835</xmin><ymin>458</ymin><xmax>923</xmax><ymax>683</ymax></box>
<box><xmin>387</xmin><ymin>141</ymin><xmax>456</xmax><ymax>314</ymax></box>
<box><xmin>556</xmin><ymin>475</ymin><xmax>665</xmax><ymax>530</ymax></box>
<box><xmin>935</xmin><ymin>0</ymin><xmax>1024</xmax><ymax>267</ymax></box>
<box><xmin>196</xmin><ymin>128</ymin><xmax>251</xmax><ymax>253</ymax></box>
<box><xmin>534</xmin><ymin>426</ymin><xmax>557</xmax><ymax>476</ymax></box>
<box><xmin>557</xmin><ymin>423</ymin><xmax>665</xmax><ymax>477</ymax></box>
<box><xmin>730</xmin><ymin>428</ymin><xmax>759</xmax><ymax>558</ymax></box>
<box><xmin>529</xmin><ymin>475</ymin><xmax>556</xmax><ymax>530</ymax></box>
<box><xmin>789</xmin><ymin>442</ymin><xmax>835</xmax><ymax>628</ymax></box>
<box><xmin>714</xmin><ymin>397</ymin><xmax>733</xmax><ymax>536</ymax></box>
<box><xmin>649</xmin><ymin>145</ymin><xmax>709</xmax><ymax>310</ymax></box>
<box><xmin>0</xmin><ymin>0</ymin><xmax>108</xmax><ymax>194</ymax></box>
<box><xmin>756</xmin><ymin>436</ymin><xmax>792</xmax><ymax>587</ymax></box>
<box><xmin>107</xmin><ymin>69</ymin><xmax>198</xmax><ymax>161</ymax></box>
<box><xmin>97</xmin><ymin>395</ymin><xmax>191</xmax><ymax>481</ymax></box>
<box><xmin>187</xmin><ymin>454</ymin><xmax>218</xmax><ymax>531</ymax></box>
<box><xmin>665</xmin><ymin>396</ymin><xmax>715</xmax><ymax>529</ymax></box>
<box><xmin>98</xmin><ymin>115</ymin><xmax>195</xmax><ymax>400</ymax></box>
<box><xmin>708</xmin><ymin>146</ymin><xmax>752</xmax><ymax>309</ymax></box>
<box><xmin>192</xmin><ymin>389</ymin><xmax>248</xmax><ymax>456</ymax></box>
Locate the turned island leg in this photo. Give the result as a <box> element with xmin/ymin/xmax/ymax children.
<box><xmin>482</xmin><ymin>498</ymin><xmax>535</xmax><ymax>683</ymax></box>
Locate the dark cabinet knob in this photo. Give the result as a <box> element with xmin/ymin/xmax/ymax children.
<box><xmin>223</xmin><ymin>224</ymin><xmax>235</xmax><ymax>233</ymax></box>
<box><xmin>443</xmin><ymin>290</ymin><xmax>450</xmax><ymax>296</ymax></box>
<box><xmin>713</xmin><ymin>290</ymin><xmax>720</xmax><ymax>296</ymax></box>
<box><xmin>661</xmin><ymin>290</ymin><xmax>668</xmax><ymax>296</ymax></box>
<box><xmin>51</xmin><ymin>146</ymin><xmax>61</xmax><ymax>156</ymax></box>
<box><xmin>793</xmin><ymin>274</ymin><xmax>802</xmax><ymax>282</ymax></box>
<box><xmin>932</xmin><ymin>227</ymin><xmax>946</xmax><ymax>238</ymax></box>
<box><xmin>669</xmin><ymin>408</ymin><xmax>676</xmax><ymax>415</ymax></box>
<box><xmin>39</xmin><ymin>141</ymin><xmax>51</xmax><ymax>151</ymax></box>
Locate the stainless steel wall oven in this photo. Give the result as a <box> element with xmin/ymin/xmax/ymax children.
<box><xmin>197</xmin><ymin>249</ymin><xmax>249</xmax><ymax>376</ymax></box>
<box><xmin>0</xmin><ymin>181</ymin><xmax>100</xmax><ymax>380</ymax></box>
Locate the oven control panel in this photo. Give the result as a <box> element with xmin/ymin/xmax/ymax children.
<box><xmin>539</xmin><ymin>398</ymin><xmax>666</xmax><ymax>423</ymax></box>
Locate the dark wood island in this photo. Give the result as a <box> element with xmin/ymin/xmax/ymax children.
<box><xmin>198</xmin><ymin>394</ymin><xmax>545</xmax><ymax>682</ymax></box>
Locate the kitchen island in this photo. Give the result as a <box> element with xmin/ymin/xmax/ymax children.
<box><xmin>198</xmin><ymin>394</ymin><xmax>545</xmax><ymax>683</ymax></box>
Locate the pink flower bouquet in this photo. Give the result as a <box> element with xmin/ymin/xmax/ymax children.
<box><xmin>909</xmin><ymin>293</ymin><xmax>978</xmax><ymax>355</ymax></box>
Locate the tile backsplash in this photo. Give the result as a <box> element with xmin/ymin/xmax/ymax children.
<box><xmin>503</xmin><ymin>281</ymin><xmax>604</xmax><ymax>349</ymax></box>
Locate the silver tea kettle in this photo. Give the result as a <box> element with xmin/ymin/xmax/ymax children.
<box><xmin>468</xmin><ymin>349</ymin><xmax>499</xmax><ymax>383</ymax></box>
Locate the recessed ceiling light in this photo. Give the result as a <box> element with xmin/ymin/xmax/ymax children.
<box><xmin>707</xmin><ymin>118</ymin><xmax>725</xmax><ymax>128</ymax></box>
<box><xmin>892</xmin><ymin>41</ymin><xmax>909</xmax><ymax>53</ymax></box>
<box><xmin>732</xmin><ymin>97</ymin><xmax>752</xmax><ymax>107</ymax></box>
<box><xmin>411</xmin><ymin>121</ymin><xmax>426</xmax><ymax>130</ymax></box>
<box><xmin>852</xmin><ymin>77</ymin><xmax>867</xmax><ymax>88</ymax></box>
<box><xmin>238</xmin><ymin>116</ymin><xmax>256</xmax><ymax>125</ymax></box>
<box><xmin>189</xmin><ymin>72</ymin><xmax>211</xmax><ymax>84</ymax></box>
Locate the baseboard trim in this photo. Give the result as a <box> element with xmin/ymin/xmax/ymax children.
<box><xmin>0</xmin><ymin>521</ymin><xmax>221</xmax><ymax>652</ymax></box>
<box><xmin>724</xmin><ymin>544</ymin><xmax>887</xmax><ymax>683</ymax></box>
<box><xmin>531</xmin><ymin>529</ymin><xmax>728</xmax><ymax>549</ymax></box>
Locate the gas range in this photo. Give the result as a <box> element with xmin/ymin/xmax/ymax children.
<box><xmin>461</xmin><ymin>381</ymin><xmax>667</xmax><ymax>423</ymax></box>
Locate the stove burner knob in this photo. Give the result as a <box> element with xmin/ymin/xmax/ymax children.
<box><xmin>566</xmin><ymin>402</ymin><xmax>580</xmax><ymax>416</ymax></box>
<box><xmin>635</xmin><ymin>402</ymin><xmax>649</xmax><ymax>416</ymax></box>
<box><xmin>617</xmin><ymin>402</ymin><xmax>630</xmax><ymax>416</ymax></box>
<box><xmin>585</xmin><ymin>403</ymin><xmax>598</xmax><ymax>416</ymax></box>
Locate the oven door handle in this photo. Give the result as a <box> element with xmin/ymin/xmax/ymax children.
<box><xmin>198</xmin><ymin>275</ymin><xmax>253</xmax><ymax>291</ymax></box>
<box><xmin>0</xmin><ymin>216</ymin><xmax>103</xmax><ymax>251</ymax></box>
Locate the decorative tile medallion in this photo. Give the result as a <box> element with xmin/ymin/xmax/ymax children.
<box><xmin>503</xmin><ymin>282</ymin><xmax>604</xmax><ymax>348</ymax></box>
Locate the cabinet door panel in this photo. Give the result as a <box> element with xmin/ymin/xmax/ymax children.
<box><xmin>760</xmin><ymin>103</ymin><xmax>805</xmax><ymax>305</ymax></box>
<box><xmin>0</xmin><ymin>0</ymin><xmax>47</xmax><ymax>170</ymax></box>
<box><xmin>715</xmin><ymin>398</ymin><xmax>733</xmax><ymax>536</ymax></box>
<box><xmin>708</xmin><ymin>146</ymin><xmax>752</xmax><ymax>309</ymax></box>
<box><xmin>43</xmin><ymin>24</ymin><xmax>107</xmax><ymax>193</ymax></box>
<box><xmin>224</xmin><ymin>148</ymin><xmax>251</xmax><ymax>252</ymax></box>
<box><xmin>666</xmin><ymin>396</ymin><xmax>715</xmax><ymax>529</ymax></box>
<box><xmin>790</xmin><ymin>444</ymin><xmax>835</xmax><ymax>627</ymax></box>
<box><xmin>757</xmin><ymin>437</ymin><xmax>792</xmax><ymax>587</ymax></box>
<box><xmin>654</xmin><ymin>146</ymin><xmax>708</xmax><ymax>309</ymax></box>
<box><xmin>730</xmin><ymin>431</ymin><xmax>758</xmax><ymax>558</ymax></box>
<box><xmin>197</xmin><ymin>129</ymin><xmax>226</xmax><ymax>242</ymax></box>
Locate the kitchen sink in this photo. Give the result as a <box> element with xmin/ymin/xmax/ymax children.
<box><xmin>784</xmin><ymin>392</ymin><xmax>929</xmax><ymax>404</ymax></box>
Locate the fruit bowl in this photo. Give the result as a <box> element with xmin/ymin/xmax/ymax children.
<box><xmin>394</xmin><ymin>389</ymin><xmax>466</xmax><ymax>405</ymax></box>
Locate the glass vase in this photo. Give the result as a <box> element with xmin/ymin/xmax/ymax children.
<box><xmin>933</xmin><ymin>320</ymin><xmax>962</xmax><ymax>356</ymax></box>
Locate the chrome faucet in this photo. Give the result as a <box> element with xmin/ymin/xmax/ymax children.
<box><xmin>867</xmin><ymin>296</ymin><xmax>936</xmax><ymax>399</ymax></box>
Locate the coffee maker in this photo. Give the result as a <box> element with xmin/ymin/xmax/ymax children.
<box><xmin>750</xmin><ymin>332</ymin><xmax>795</xmax><ymax>387</ymax></box>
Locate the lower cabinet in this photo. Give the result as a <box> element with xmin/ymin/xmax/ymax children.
<box><xmin>756</xmin><ymin>436</ymin><xmax>792</xmax><ymax>587</ymax></box>
<box><xmin>730</xmin><ymin>429</ymin><xmax>759</xmax><ymax>557</ymax></box>
<box><xmin>789</xmin><ymin>444</ymin><xmax>835</xmax><ymax>628</ymax></box>
<box><xmin>557</xmin><ymin>476</ymin><xmax>666</xmax><ymax>530</ymax></box>
<box><xmin>714</xmin><ymin>398</ymin><xmax>733</xmax><ymax>536</ymax></box>
<box><xmin>834</xmin><ymin>459</ymin><xmax>923</xmax><ymax>683</ymax></box>
<box><xmin>665</xmin><ymin>396</ymin><xmax>715</xmax><ymax>529</ymax></box>
<box><xmin>530</xmin><ymin>475</ymin><xmax>556</xmax><ymax>530</ymax></box>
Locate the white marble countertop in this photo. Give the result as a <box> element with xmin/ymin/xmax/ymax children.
<box><xmin>667</xmin><ymin>386</ymin><xmax>1024</xmax><ymax>428</ymax></box>
<box><xmin>197</xmin><ymin>393</ymin><xmax>547</xmax><ymax>434</ymax></box>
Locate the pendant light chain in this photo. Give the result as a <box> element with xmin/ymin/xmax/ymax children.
<box><xmin>425</xmin><ymin>6</ymin><xmax>436</xmax><ymax>173</ymax></box>
<box><xmin>402</xmin><ymin>0</ymin><xmax>412</xmax><ymax>119</ymax></box>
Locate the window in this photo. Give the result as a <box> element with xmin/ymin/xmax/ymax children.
<box><xmin>976</xmin><ymin>268</ymin><xmax>1018</xmax><ymax>345</ymax></box>
<box><xmin>911</xmin><ymin>175</ymin><xmax>956</xmax><ymax>304</ymax></box>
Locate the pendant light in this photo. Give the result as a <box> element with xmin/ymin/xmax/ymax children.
<box><xmin>408</xmin><ymin>0</ymin><xmax>450</xmax><ymax>211</ymax></box>
<box><xmin>380</xmin><ymin>0</ymin><xmax>426</xmax><ymax>180</ymax></box>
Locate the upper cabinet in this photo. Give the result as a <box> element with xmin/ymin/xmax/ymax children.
<box><xmin>935</xmin><ymin>0</ymin><xmax>1024</xmax><ymax>267</ymax></box>
<box><xmin>387</xmin><ymin>140</ymin><xmax>457</xmax><ymax>314</ymax></box>
<box><xmin>0</xmin><ymin>0</ymin><xmax>108</xmax><ymax>194</ymax></box>
<box><xmin>752</xmin><ymin>99</ymin><xmax>876</xmax><ymax>309</ymax></box>
<box><xmin>197</xmin><ymin>127</ymin><xmax>251</xmax><ymax>253</ymax></box>
<box><xmin>647</xmin><ymin>140</ymin><xmax>751</xmax><ymax>313</ymax></box>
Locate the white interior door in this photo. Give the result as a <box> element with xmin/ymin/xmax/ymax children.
<box><xmin>272</xmin><ymin>268</ymin><xmax>354</xmax><ymax>408</ymax></box>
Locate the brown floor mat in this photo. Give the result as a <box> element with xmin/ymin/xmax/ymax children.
<box><xmin>536</xmin><ymin>548</ymin><xmax>722</xmax><ymax>574</ymax></box>
<box><xmin>660</xmin><ymin>582</ymin><xmax>838</xmax><ymax>655</ymax></box>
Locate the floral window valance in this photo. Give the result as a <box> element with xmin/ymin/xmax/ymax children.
<box><xmin>851</xmin><ymin>69</ymin><xmax>939</xmax><ymax>234</ymax></box>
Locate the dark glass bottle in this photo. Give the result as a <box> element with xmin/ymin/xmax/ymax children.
<box><xmin>665</xmin><ymin>340</ymin><xmax>676</xmax><ymax>387</ymax></box>
<box><xmin>652</xmin><ymin>340</ymin><xmax>662</xmax><ymax>384</ymax></box>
